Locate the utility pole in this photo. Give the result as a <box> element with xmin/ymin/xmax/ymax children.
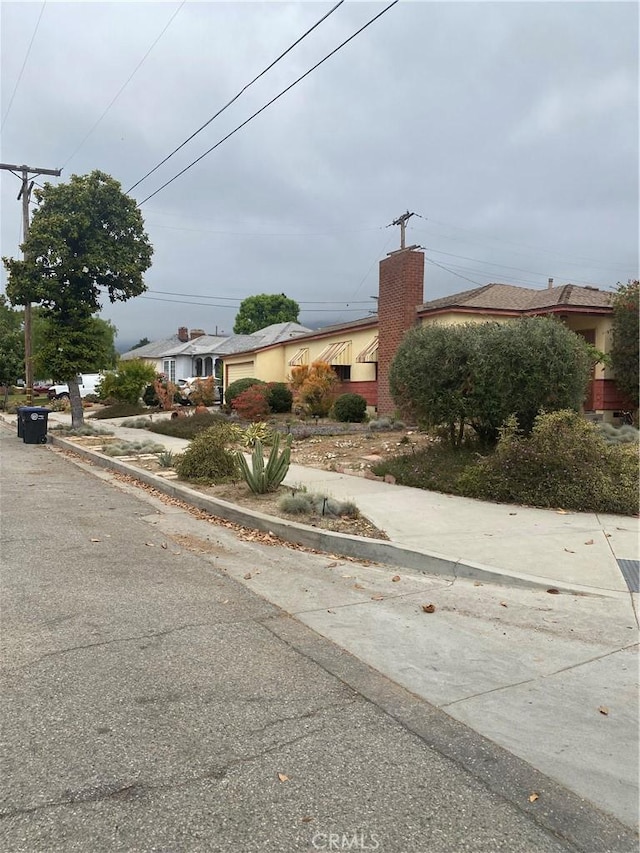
<box><xmin>388</xmin><ymin>210</ymin><xmax>415</xmax><ymax>250</ymax></box>
<box><xmin>0</xmin><ymin>162</ymin><xmax>62</xmax><ymax>404</ymax></box>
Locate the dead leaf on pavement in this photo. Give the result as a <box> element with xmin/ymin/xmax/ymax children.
<box><xmin>301</xmin><ymin>816</ymin><xmax>313</xmax><ymax>823</ymax></box>
<box><xmin>243</xmin><ymin>572</ymin><xmax>252</xmax><ymax>580</ymax></box>
<box><xmin>90</xmin><ymin>538</ymin><xmax>101</xmax><ymax>543</ymax></box>
<box><xmin>391</xmin><ymin>575</ymin><xmax>401</xmax><ymax>582</ymax></box>
<box><xmin>354</xmin><ymin>583</ymin><xmax>364</xmax><ymax>590</ymax></box>
<box><xmin>528</xmin><ymin>792</ymin><xmax>539</xmax><ymax>803</ymax></box>
<box><xmin>371</xmin><ymin>593</ymin><xmax>384</xmax><ymax>601</ymax></box>
<box><xmin>509</xmin><ymin>512</ymin><xmax>517</xmax><ymax>516</ymax></box>
<box><xmin>277</xmin><ymin>773</ymin><xmax>289</xmax><ymax>782</ymax></box>
<box><xmin>563</xmin><ymin>548</ymin><xmax>575</xmax><ymax>553</ymax></box>
<box><xmin>326</xmin><ymin>562</ymin><xmax>338</xmax><ymax>568</ymax></box>
<box><xmin>473</xmin><ymin>581</ymin><xmax>483</xmax><ymax>587</ymax></box>
<box><xmin>421</xmin><ymin>603</ymin><xmax>436</xmax><ymax>613</ymax></box>
<box><xmin>556</xmin><ymin>509</ymin><xmax>568</xmax><ymax>514</ymax></box>
<box><xmin>546</xmin><ymin>588</ymin><xmax>560</xmax><ymax>595</ymax></box>
<box><xmin>144</xmin><ymin>542</ymin><xmax>155</xmax><ymax>547</ymax></box>
<box><xmin>598</xmin><ymin>706</ymin><xmax>609</xmax><ymax>716</ymax></box>
<box><xmin>161</xmin><ymin>543</ymin><xmax>168</xmax><ymax>549</ymax></box>
<box><xmin>500</xmin><ymin>601</ymin><xmax>508</xmax><ymax>607</ymax></box>
<box><xmin>584</xmin><ymin>539</ymin><xmax>594</xmax><ymax>545</ymax></box>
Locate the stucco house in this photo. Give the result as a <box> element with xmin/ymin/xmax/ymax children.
<box><xmin>120</xmin><ymin>322</ymin><xmax>312</xmax><ymax>385</ymax></box>
<box><xmin>220</xmin><ymin>247</ymin><xmax>629</xmax><ymax>421</ymax></box>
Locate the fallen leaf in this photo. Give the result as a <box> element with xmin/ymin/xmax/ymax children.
<box><xmin>556</xmin><ymin>509</ymin><xmax>568</xmax><ymax>514</ymax></box>
<box><xmin>371</xmin><ymin>593</ymin><xmax>384</xmax><ymax>600</ymax></box>
<box><xmin>90</xmin><ymin>538</ymin><xmax>101</xmax><ymax>543</ymax></box>
<box><xmin>473</xmin><ymin>581</ymin><xmax>483</xmax><ymax>587</ymax></box>
<box><xmin>509</xmin><ymin>512</ymin><xmax>517</xmax><ymax>516</ymax></box>
<box><xmin>277</xmin><ymin>773</ymin><xmax>289</xmax><ymax>782</ymax></box>
<box><xmin>546</xmin><ymin>588</ymin><xmax>560</xmax><ymax>595</ymax></box>
<box><xmin>528</xmin><ymin>792</ymin><xmax>539</xmax><ymax>803</ymax></box>
<box><xmin>327</xmin><ymin>609</ymin><xmax>335</xmax><ymax>614</ymax></box>
<box><xmin>145</xmin><ymin>542</ymin><xmax>155</xmax><ymax>547</ymax></box>
<box><xmin>421</xmin><ymin>603</ymin><xmax>436</xmax><ymax>613</ymax></box>
<box><xmin>341</xmin><ymin>574</ymin><xmax>353</xmax><ymax>579</ymax></box>
<box><xmin>161</xmin><ymin>543</ymin><xmax>168</xmax><ymax>549</ymax></box>
<box><xmin>604</xmin><ymin>533</ymin><xmax>612</xmax><ymax>538</ymax></box>
<box><xmin>354</xmin><ymin>583</ymin><xmax>364</xmax><ymax>590</ymax></box>
<box><xmin>584</xmin><ymin>539</ymin><xmax>594</xmax><ymax>545</ymax></box>
<box><xmin>243</xmin><ymin>572</ymin><xmax>252</xmax><ymax>580</ymax></box>
<box><xmin>391</xmin><ymin>575</ymin><xmax>401</xmax><ymax>582</ymax></box>
<box><xmin>500</xmin><ymin>601</ymin><xmax>508</xmax><ymax>607</ymax></box>
<box><xmin>326</xmin><ymin>562</ymin><xmax>338</xmax><ymax>568</ymax></box>
<box><xmin>301</xmin><ymin>816</ymin><xmax>313</xmax><ymax>823</ymax></box>
<box><xmin>598</xmin><ymin>706</ymin><xmax>609</xmax><ymax>716</ymax></box>
<box><xmin>563</xmin><ymin>548</ymin><xmax>575</xmax><ymax>554</ymax></box>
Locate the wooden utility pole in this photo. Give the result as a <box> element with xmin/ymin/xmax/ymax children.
<box><xmin>389</xmin><ymin>210</ymin><xmax>415</xmax><ymax>250</ymax></box>
<box><xmin>0</xmin><ymin>162</ymin><xmax>61</xmax><ymax>404</ymax></box>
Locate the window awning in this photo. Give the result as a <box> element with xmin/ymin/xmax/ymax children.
<box><xmin>356</xmin><ymin>336</ymin><xmax>378</xmax><ymax>363</ymax></box>
<box><xmin>316</xmin><ymin>341</ymin><xmax>351</xmax><ymax>365</ymax></box>
<box><xmin>288</xmin><ymin>347</ymin><xmax>309</xmax><ymax>366</ymax></box>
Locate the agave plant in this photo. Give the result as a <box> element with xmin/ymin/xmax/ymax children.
<box><xmin>237</xmin><ymin>433</ymin><xmax>292</xmax><ymax>494</ymax></box>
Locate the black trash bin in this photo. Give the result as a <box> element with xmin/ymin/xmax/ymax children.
<box><xmin>21</xmin><ymin>406</ymin><xmax>50</xmax><ymax>444</ymax></box>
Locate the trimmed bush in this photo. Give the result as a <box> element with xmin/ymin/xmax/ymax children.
<box><xmin>458</xmin><ymin>410</ymin><xmax>639</xmax><ymax>515</ymax></box>
<box><xmin>332</xmin><ymin>393</ymin><xmax>367</xmax><ymax>423</ymax></box>
<box><xmin>175</xmin><ymin>424</ymin><xmax>240</xmax><ymax>484</ymax></box>
<box><xmin>91</xmin><ymin>403</ymin><xmax>148</xmax><ymax>419</ymax></box>
<box><xmin>225</xmin><ymin>377</ymin><xmax>265</xmax><ymax>407</ymax></box>
<box><xmin>97</xmin><ymin>360</ymin><xmax>157</xmax><ymax>405</ymax></box>
<box><xmin>266</xmin><ymin>382</ymin><xmax>293</xmax><ymax>413</ymax></box>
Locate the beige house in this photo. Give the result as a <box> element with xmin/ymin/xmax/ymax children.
<box><xmin>221</xmin><ymin>248</ymin><xmax>629</xmax><ymax>420</ymax></box>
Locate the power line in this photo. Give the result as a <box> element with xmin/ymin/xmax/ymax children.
<box><xmin>1</xmin><ymin>1</ymin><xmax>46</xmax><ymax>131</ymax></box>
<box><xmin>424</xmin><ymin>257</ymin><xmax>482</xmax><ymax>287</ymax></box>
<box><xmin>62</xmin><ymin>1</ymin><xmax>186</xmax><ymax>169</ymax></box>
<box><xmin>146</xmin><ymin>288</ymin><xmax>372</xmax><ymax>304</ymax></box>
<box><xmin>138</xmin><ymin>294</ymin><xmax>370</xmax><ymax>312</ymax></box>
<box><xmin>127</xmin><ymin>0</ymin><xmax>345</xmax><ymax>194</ymax></box>
<box><xmin>137</xmin><ymin>0</ymin><xmax>400</xmax><ymax>206</ymax></box>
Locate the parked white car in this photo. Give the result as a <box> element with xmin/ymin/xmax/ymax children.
<box><xmin>48</xmin><ymin>373</ymin><xmax>103</xmax><ymax>400</ymax></box>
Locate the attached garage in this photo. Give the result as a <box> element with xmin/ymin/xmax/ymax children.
<box><xmin>226</xmin><ymin>361</ymin><xmax>255</xmax><ymax>385</ymax></box>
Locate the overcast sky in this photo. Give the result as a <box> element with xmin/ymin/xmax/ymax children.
<box><xmin>1</xmin><ymin>1</ymin><xmax>638</xmax><ymax>350</ymax></box>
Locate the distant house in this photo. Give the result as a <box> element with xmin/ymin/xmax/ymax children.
<box><xmin>220</xmin><ymin>247</ymin><xmax>630</xmax><ymax>422</ymax></box>
<box><xmin>120</xmin><ymin>322</ymin><xmax>312</xmax><ymax>385</ymax></box>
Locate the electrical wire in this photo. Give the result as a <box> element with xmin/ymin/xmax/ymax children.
<box><xmin>127</xmin><ymin>0</ymin><xmax>345</xmax><ymax>193</ymax></box>
<box><xmin>146</xmin><ymin>288</ymin><xmax>372</xmax><ymax>304</ymax></box>
<box><xmin>138</xmin><ymin>294</ymin><xmax>370</xmax><ymax>312</ymax></box>
<box><xmin>62</xmin><ymin>1</ymin><xmax>186</xmax><ymax>168</ymax></box>
<box><xmin>1</xmin><ymin>1</ymin><xmax>46</xmax><ymax>131</ymax></box>
<box><xmin>424</xmin><ymin>257</ymin><xmax>482</xmax><ymax>287</ymax></box>
<box><xmin>137</xmin><ymin>0</ymin><xmax>400</xmax><ymax>206</ymax></box>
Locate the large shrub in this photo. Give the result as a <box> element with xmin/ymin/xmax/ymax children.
<box><xmin>332</xmin><ymin>392</ymin><xmax>367</xmax><ymax>423</ymax></box>
<box><xmin>266</xmin><ymin>382</ymin><xmax>293</xmax><ymax>413</ymax></box>
<box><xmin>175</xmin><ymin>423</ymin><xmax>239</xmax><ymax>484</ymax></box>
<box><xmin>225</xmin><ymin>377</ymin><xmax>265</xmax><ymax>407</ymax></box>
<box><xmin>458</xmin><ymin>410</ymin><xmax>639</xmax><ymax>515</ymax></box>
<box><xmin>390</xmin><ymin>318</ymin><xmax>591</xmax><ymax>445</ymax></box>
<box><xmin>97</xmin><ymin>359</ymin><xmax>157</xmax><ymax>405</ymax></box>
<box><xmin>148</xmin><ymin>411</ymin><xmax>226</xmax><ymax>439</ymax></box>
<box><xmin>290</xmin><ymin>361</ymin><xmax>339</xmax><ymax>417</ymax></box>
<box><xmin>610</xmin><ymin>279</ymin><xmax>639</xmax><ymax>409</ymax></box>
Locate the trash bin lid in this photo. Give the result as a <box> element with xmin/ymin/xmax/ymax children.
<box><xmin>20</xmin><ymin>406</ymin><xmax>50</xmax><ymax>413</ymax></box>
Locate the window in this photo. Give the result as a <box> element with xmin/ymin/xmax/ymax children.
<box><xmin>204</xmin><ymin>356</ymin><xmax>213</xmax><ymax>376</ymax></box>
<box><xmin>333</xmin><ymin>365</ymin><xmax>351</xmax><ymax>381</ymax></box>
<box><xmin>162</xmin><ymin>359</ymin><xmax>176</xmax><ymax>383</ymax></box>
<box><xmin>194</xmin><ymin>357</ymin><xmax>203</xmax><ymax>375</ymax></box>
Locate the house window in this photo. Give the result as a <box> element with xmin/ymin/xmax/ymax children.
<box><xmin>204</xmin><ymin>356</ymin><xmax>213</xmax><ymax>376</ymax></box>
<box><xmin>162</xmin><ymin>359</ymin><xmax>176</xmax><ymax>383</ymax></box>
<box><xmin>333</xmin><ymin>365</ymin><xmax>351</xmax><ymax>381</ymax></box>
<box><xmin>194</xmin><ymin>357</ymin><xmax>203</xmax><ymax>375</ymax></box>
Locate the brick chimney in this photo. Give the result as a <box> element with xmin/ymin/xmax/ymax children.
<box><xmin>190</xmin><ymin>329</ymin><xmax>205</xmax><ymax>340</ymax></box>
<box><xmin>178</xmin><ymin>326</ymin><xmax>189</xmax><ymax>342</ymax></box>
<box><xmin>376</xmin><ymin>247</ymin><xmax>425</xmax><ymax>416</ymax></box>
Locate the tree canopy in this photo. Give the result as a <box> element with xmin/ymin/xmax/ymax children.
<box><xmin>2</xmin><ymin>170</ymin><xmax>153</xmax><ymax>425</ymax></box>
<box><xmin>389</xmin><ymin>318</ymin><xmax>591</xmax><ymax>446</ymax></box>
<box><xmin>233</xmin><ymin>293</ymin><xmax>299</xmax><ymax>335</ymax></box>
<box><xmin>0</xmin><ymin>296</ymin><xmax>24</xmax><ymax>406</ymax></box>
<box><xmin>610</xmin><ymin>279</ymin><xmax>639</xmax><ymax>409</ymax></box>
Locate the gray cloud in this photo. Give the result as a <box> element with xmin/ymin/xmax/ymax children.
<box><xmin>1</xmin><ymin>1</ymin><xmax>637</xmax><ymax>350</ymax></box>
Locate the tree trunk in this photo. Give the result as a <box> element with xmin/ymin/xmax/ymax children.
<box><xmin>68</xmin><ymin>378</ymin><xmax>84</xmax><ymax>428</ymax></box>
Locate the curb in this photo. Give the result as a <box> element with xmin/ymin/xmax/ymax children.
<box><xmin>47</xmin><ymin>434</ymin><xmax>607</xmax><ymax>595</ymax></box>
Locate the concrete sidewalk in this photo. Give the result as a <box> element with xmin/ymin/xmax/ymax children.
<box><xmin>33</xmin><ymin>410</ymin><xmax>640</xmax><ymax>597</ymax></box>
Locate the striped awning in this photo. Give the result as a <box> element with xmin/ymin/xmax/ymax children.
<box><xmin>315</xmin><ymin>341</ymin><xmax>351</xmax><ymax>365</ymax></box>
<box><xmin>288</xmin><ymin>347</ymin><xmax>309</xmax><ymax>366</ymax></box>
<box><xmin>356</xmin><ymin>336</ymin><xmax>378</xmax><ymax>363</ymax></box>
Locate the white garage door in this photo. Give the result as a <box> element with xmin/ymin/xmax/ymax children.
<box><xmin>226</xmin><ymin>361</ymin><xmax>255</xmax><ymax>384</ymax></box>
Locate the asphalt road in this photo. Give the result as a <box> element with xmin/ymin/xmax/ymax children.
<box><xmin>0</xmin><ymin>428</ymin><xmax>636</xmax><ymax>853</ymax></box>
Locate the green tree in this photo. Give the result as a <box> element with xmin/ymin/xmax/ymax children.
<box><xmin>31</xmin><ymin>312</ymin><xmax>117</xmax><ymax>380</ymax></box>
<box><xmin>610</xmin><ymin>279</ymin><xmax>639</xmax><ymax>410</ymax></box>
<box><xmin>131</xmin><ymin>337</ymin><xmax>151</xmax><ymax>350</ymax></box>
<box><xmin>97</xmin><ymin>359</ymin><xmax>157</xmax><ymax>404</ymax></box>
<box><xmin>0</xmin><ymin>296</ymin><xmax>24</xmax><ymax>408</ymax></box>
<box><xmin>3</xmin><ymin>170</ymin><xmax>153</xmax><ymax>427</ymax></box>
<box><xmin>390</xmin><ymin>318</ymin><xmax>591</xmax><ymax>446</ymax></box>
<box><xmin>233</xmin><ymin>293</ymin><xmax>299</xmax><ymax>335</ymax></box>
